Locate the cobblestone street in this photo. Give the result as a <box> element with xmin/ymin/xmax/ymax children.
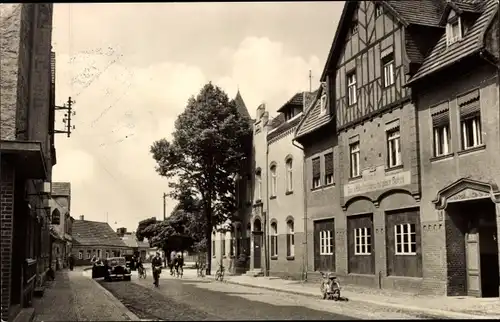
<box><xmin>97</xmin><ymin>269</ymin><xmax>434</xmax><ymax>320</ymax></box>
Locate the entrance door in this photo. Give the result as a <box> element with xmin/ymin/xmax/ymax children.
<box><xmin>253</xmin><ymin>233</ymin><xmax>262</xmax><ymax>269</ymax></box>
<box><xmin>466</xmin><ymin>224</ymin><xmax>482</xmax><ymax>297</ymax></box>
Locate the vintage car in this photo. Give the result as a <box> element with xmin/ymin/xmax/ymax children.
<box><xmin>92</xmin><ymin>257</ymin><xmax>131</xmax><ymax>281</ymax></box>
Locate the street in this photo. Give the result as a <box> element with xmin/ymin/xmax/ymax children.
<box><xmin>97</xmin><ymin>269</ymin><xmax>432</xmax><ymax>320</ymax></box>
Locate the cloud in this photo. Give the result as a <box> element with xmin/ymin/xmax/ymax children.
<box><xmin>52</xmin><ymin>35</ymin><xmax>322</xmax><ymax>231</ymax></box>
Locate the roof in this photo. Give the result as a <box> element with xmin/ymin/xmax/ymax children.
<box><xmin>295</xmin><ymin>87</ymin><xmax>333</xmax><ymax>139</ymax></box>
<box><xmin>234</xmin><ymin>90</ymin><xmax>251</xmax><ymax>119</ymax></box>
<box><xmin>320</xmin><ymin>1</ymin><xmax>448</xmax><ymax>81</ymax></box>
<box><xmin>408</xmin><ymin>0</ymin><xmax>497</xmax><ymax>84</ymax></box>
<box><xmin>72</xmin><ymin>220</ymin><xmax>128</xmax><ymax>248</ymax></box>
<box><xmin>121</xmin><ymin>234</ymin><xmax>150</xmax><ymax>248</ymax></box>
<box><xmin>52</xmin><ymin>182</ymin><xmax>71</xmax><ymax>196</ymax></box>
<box><xmin>276</xmin><ymin>92</ymin><xmax>305</xmax><ymax>113</ymax></box>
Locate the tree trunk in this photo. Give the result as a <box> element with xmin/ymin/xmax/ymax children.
<box><xmin>205</xmin><ymin>205</ymin><xmax>212</xmax><ymax>275</ymax></box>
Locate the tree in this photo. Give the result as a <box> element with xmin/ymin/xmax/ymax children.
<box><xmin>136</xmin><ymin>217</ymin><xmax>159</xmax><ymax>242</ymax></box>
<box><xmin>150</xmin><ymin>83</ymin><xmax>252</xmax><ymax>275</ymax></box>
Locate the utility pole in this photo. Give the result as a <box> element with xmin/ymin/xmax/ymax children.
<box><xmin>163</xmin><ymin>193</ymin><xmax>167</xmax><ymax>221</ymax></box>
<box><xmin>54</xmin><ymin>96</ymin><xmax>76</xmax><ymax>137</ymax></box>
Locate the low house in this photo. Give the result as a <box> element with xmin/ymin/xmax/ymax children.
<box><xmin>49</xmin><ymin>182</ymin><xmax>74</xmax><ymax>270</ymax></box>
<box><xmin>119</xmin><ymin>231</ymin><xmax>151</xmax><ymax>261</ymax></box>
<box><xmin>71</xmin><ymin>216</ymin><xmax>129</xmax><ymax>265</ymax></box>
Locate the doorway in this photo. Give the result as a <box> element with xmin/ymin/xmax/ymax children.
<box><xmin>253</xmin><ymin>218</ymin><xmax>262</xmax><ymax>269</ymax></box>
<box><xmin>446</xmin><ymin>199</ymin><xmax>499</xmax><ymax>297</ymax></box>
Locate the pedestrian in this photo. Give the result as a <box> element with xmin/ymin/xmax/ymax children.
<box><xmin>169</xmin><ymin>250</ymin><xmax>177</xmax><ymax>275</ymax></box>
<box><xmin>68</xmin><ymin>254</ymin><xmax>75</xmax><ymax>271</ymax></box>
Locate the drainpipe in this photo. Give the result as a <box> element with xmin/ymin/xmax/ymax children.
<box><xmin>292</xmin><ymin>138</ymin><xmax>308</xmax><ymax>281</ymax></box>
<box><xmin>264</xmin><ymin>135</ymin><xmax>270</xmax><ymax>277</ymax></box>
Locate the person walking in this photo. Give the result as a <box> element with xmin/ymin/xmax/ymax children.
<box><xmin>169</xmin><ymin>250</ymin><xmax>177</xmax><ymax>275</ymax></box>
<box><xmin>68</xmin><ymin>254</ymin><xmax>75</xmax><ymax>271</ymax></box>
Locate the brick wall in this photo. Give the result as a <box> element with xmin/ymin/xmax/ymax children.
<box><xmin>0</xmin><ymin>160</ymin><xmax>15</xmax><ymax>320</ymax></box>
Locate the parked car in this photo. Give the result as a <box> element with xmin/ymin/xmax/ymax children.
<box><xmin>92</xmin><ymin>257</ymin><xmax>131</xmax><ymax>281</ymax></box>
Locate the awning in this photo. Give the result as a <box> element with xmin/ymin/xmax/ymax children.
<box><xmin>0</xmin><ymin>140</ymin><xmax>47</xmax><ymax>179</ymax></box>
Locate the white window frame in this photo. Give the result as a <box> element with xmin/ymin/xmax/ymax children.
<box><xmin>78</xmin><ymin>251</ymin><xmax>83</xmax><ymax>260</ymax></box>
<box><xmin>387</xmin><ymin>128</ymin><xmax>402</xmax><ymax>168</ymax></box>
<box><xmin>446</xmin><ymin>18</ymin><xmax>462</xmax><ymax>45</ymax></box>
<box><xmin>354</xmin><ymin>227</ymin><xmax>371</xmax><ymax>255</ymax></box>
<box><xmin>375</xmin><ymin>4</ymin><xmax>383</xmax><ymax>17</ymax></box>
<box><xmin>271</xmin><ymin>223</ymin><xmax>278</xmax><ymax>257</ymax></box>
<box><xmin>383</xmin><ymin>57</ymin><xmax>395</xmax><ymax>87</ymax></box>
<box><xmin>325</xmin><ymin>173</ymin><xmax>334</xmax><ymax>185</ymax></box>
<box><xmin>350</xmin><ymin>142</ymin><xmax>360</xmax><ymax>178</ymax></box>
<box><xmin>270</xmin><ymin>166</ymin><xmax>277</xmax><ymax>197</ymax></box>
<box><xmin>256</xmin><ymin>173</ymin><xmax>262</xmax><ymax>200</ymax></box>
<box><xmin>394</xmin><ymin>223</ymin><xmax>417</xmax><ymax>255</ymax></box>
<box><xmin>347</xmin><ymin>72</ymin><xmax>357</xmax><ymax>105</ymax></box>
<box><xmin>286</xmin><ymin>159</ymin><xmax>293</xmax><ymax>192</ymax></box>
<box><xmin>312</xmin><ymin>177</ymin><xmax>321</xmax><ymax>189</ymax></box>
<box><xmin>212</xmin><ymin>232</ymin><xmax>216</xmax><ymax>258</ymax></box>
<box><xmin>461</xmin><ymin>115</ymin><xmax>482</xmax><ymax>150</ymax></box>
<box><xmin>86</xmin><ymin>251</ymin><xmax>91</xmax><ymax>260</ymax></box>
<box><xmin>287</xmin><ymin>220</ymin><xmax>295</xmax><ymax>257</ymax></box>
<box><xmin>105</xmin><ymin>251</ymin><xmax>109</xmax><ymax>258</ymax></box>
<box><xmin>320</xmin><ymin>93</ymin><xmax>327</xmax><ymax>115</ymax></box>
<box><xmin>433</xmin><ymin>124</ymin><xmax>450</xmax><ymax>156</ymax></box>
<box><xmin>221</xmin><ymin>232</ymin><xmax>226</xmax><ymax>257</ymax></box>
<box><xmin>319</xmin><ymin>230</ymin><xmax>334</xmax><ymax>255</ymax></box>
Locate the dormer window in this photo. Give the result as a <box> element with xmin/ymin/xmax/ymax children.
<box><xmin>351</xmin><ymin>20</ymin><xmax>358</xmax><ymax>35</ymax></box>
<box><xmin>284</xmin><ymin>109</ymin><xmax>295</xmax><ymax>121</ymax></box>
<box><xmin>446</xmin><ymin>16</ymin><xmax>462</xmax><ymax>45</ymax></box>
<box><xmin>320</xmin><ymin>93</ymin><xmax>327</xmax><ymax>115</ymax></box>
<box><xmin>375</xmin><ymin>4</ymin><xmax>383</xmax><ymax>18</ymax></box>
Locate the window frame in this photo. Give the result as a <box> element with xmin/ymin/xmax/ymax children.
<box><xmin>270</xmin><ymin>165</ymin><xmax>277</xmax><ymax>197</ymax></box>
<box><xmin>270</xmin><ymin>222</ymin><xmax>278</xmax><ymax>258</ymax></box>
<box><xmin>319</xmin><ymin>230</ymin><xmax>334</xmax><ymax>255</ymax></box>
<box><xmin>386</xmin><ymin>127</ymin><xmax>402</xmax><ymax>168</ymax></box>
<box><xmin>347</xmin><ymin>72</ymin><xmax>357</xmax><ymax>106</ymax></box>
<box><xmin>324</xmin><ymin>152</ymin><xmax>334</xmax><ymax>185</ymax></box>
<box><xmin>354</xmin><ymin>227</ymin><xmax>372</xmax><ymax>255</ymax></box>
<box><xmin>79</xmin><ymin>251</ymin><xmax>83</xmax><ymax>260</ymax></box>
<box><xmin>312</xmin><ymin>157</ymin><xmax>321</xmax><ymax>189</ymax></box>
<box><xmin>461</xmin><ymin>115</ymin><xmax>482</xmax><ymax>150</ymax></box>
<box><xmin>394</xmin><ymin>223</ymin><xmax>417</xmax><ymax>255</ymax></box>
<box><xmin>320</xmin><ymin>93</ymin><xmax>327</xmax><ymax>115</ymax></box>
<box><xmin>256</xmin><ymin>171</ymin><xmax>262</xmax><ymax>201</ymax></box>
<box><xmin>286</xmin><ymin>220</ymin><xmax>295</xmax><ymax>257</ymax></box>
<box><xmin>349</xmin><ymin>142</ymin><xmax>360</xmax><ymax>178</ymax></box>
<box><xmin>285</xmin><ymin>158</ymin><xmax>293</xmax><ymax>193</ymax></box>
<box><xmin>446</xmin><ymin>17</ymin><xmax>462</xmax><ymax>45</ymax></box>
<box><xmin>433</xmin><ymin>124</ymin><xmax>450</xmax><ymax>156</ymax></box>
<box><xmin>212</xmin><ymin>232</ymin><xmax>216</xmax><ymax>258</ymax></box>
<box><xmin>375</xmin><ymin>4</ymin><xmax>383</xmax><ymax>17</ymax></box>
<box><xmin>382</xmin><ymin>53</ymin><xmax>395</xmax><ymax>88</ymax></box>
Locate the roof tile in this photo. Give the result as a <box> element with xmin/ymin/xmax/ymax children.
<box><xmin>386</xmin><ymin>0</ymin><xmax>446</xmax><ymax>27</ymax></box>
<box><xmin>409</xmin><ymin>0</ymin><xmax>497</xmax><ymax>83</ymax></box>
<box><xmin>73</xmin><ymin>220</ymin><xmax>128</xmax><ymax>247</ymax></box>
<box><xmin>295</xmin><ymin>86</ymin><xmax>334</xmax><ymax>139</ymax></box>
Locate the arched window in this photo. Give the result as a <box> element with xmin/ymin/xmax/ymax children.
<box><xmin>51</xmin><ymin>209</ymin><xmax>61</xmax><ymax>225</ymax></box>
<box><xmin>286</xmin><ymin>219</ymin><xmax>295</xmax><ymax>257</ymax></box>
<box><xmin>255</xmin><ymin>169</ymin><xmax>262</xmax><ymax>200</ymax></box>
<box><xmin>270</xmin><ymin>164</ymin><xmax>277</xmax><ymax>197</ymax></box>
<box><xmin>78</xmin><ymin>251</ymin><xmax>83</xmax><ymax>260</ymax></box>
<box><xmin>286</xmin><ymin>158</ymin><xmax>293</xmax><ymax>192</ymax></box>
<box><xmin>271</xmin><ymin>222</ymin><xmax>278</xmax><ymax>258</ymax></box>
<box><xmin>212</xmin><ymin>231</ymin><xmax>217</xmax><ymax>258</ymax></box>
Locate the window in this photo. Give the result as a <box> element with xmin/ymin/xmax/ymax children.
<box><xmin>105</xmin><ymin>251</ymin><xmax>109</xmax><ymax>258</ymax></box>
<box><xmin>230</xmin><ymin>231</ymin><xmax>235</xmax><ymax>257</ymax></box>
<box><xmin>78</xmin><ymin>251</ymin><xmax>83</xmax><ymax>260</ymax></box>
<box><xmin>354</xmin><ymin>227</ymin><xmax>371</xmax><ymax>255</ymax></box>
<box><xmin>447</xmin><ymin>18</ymin><xmax>462</xmax><ymax>45</ymax></box>
<box><xmin>270</xmin><ymin>165</ymin><xmax>277</xmax><ymax>197</ymax></box>
<box><xmin>286</xmin><ymin>220</ymin><xmax>295</xmax><ymax>257</ymax></box>
<box><xmin>432</xmin><ymin>109</ymin><xmax>451</xmax><ymax>156</ymax></box>
<box><xmin>212</xmin><ymin>231</ymin><xmax>216</xmax><ymax>257</ymax></box>
<box><xmin>51</xmin><ymin>209</ymin><xmax>60</xmax><ymax>225</ymax></box>
<box><xmin>351</xmin><ymin>20</ymin><xmax>358</xmax><ymax>35</ymax></box>
<box><xmin>395</xmin><ymin>224</ymin><xmax>417</xmax><ymax>255</ymax></box>
<box><xmin>461</xmin><ymin>115</ymin><xmax>482</xmax><ymax>149</ymax></box>
<box><xmin>320</xmin><ymin>230</ymin><xmax>334</xmax><ymax>255</ymax></box>
<box><xmin>320</xmin><ymin>92</ymin><xmax>327</xmax><ymax>115</ymax></box>
<box><xmin>387</xmin><ymin>128</ymin><xmax>401</xmax><ymax>168</ymax></box>
<box><xmin>236</xmin><ymin>226</ymin><xmax>242</xmax><ymax>256</ymax></box>
<box><xmin>271</xmin><ymin>222</ymin><xmax>278</xmax><ymax>258</ymax></box>
<box><xmin>347</xmin><ymin>72</ymin><xmax>357</xmax><ymax>105</ymax></box>
<box><xmin>312</xmin><ymin>157</ymin><xmax>321</xmax><ymax>188</ymax></box>
<box><xmin>286</xmin><ymin>158</ymin><xmax>293</xmax><ymax>192</ymax></box>
<box><xmin>375</xmin><ymin>4</ymin><xmax>383</xmax><ymax>17</ymax></box>
<box><xmin>256</xmin><ymin>170</ymin><xmax>262</xmax><ymax>201</ymax></box>
<box><xmin>97</xmin><ymin>249</ymin><xmax>101</xmax><ymax>258</ymax></box>
<box><xmin>324</xmin><ymin>152</ymin><xmax>334</xmax><ymax>185</ymax></box>
<box><xmin>284</xmin><ymin>109</ymin><xmax>295</xmax><ymax>121</ymax></box>
<box><xmin>349</xmin><ymin>142</ymin><xmax>360</xmax><ymax>178</ymax></box>
<box><xmin>221</xmin><ymin>233</ymin><xmax>226</xmax><ymax>257</ymax></box>
<box><xmin>86</xmin><ymin>250</ymin><xmax>91</xmax><ymax>259</ymax></box>
<box><xmin>382</xmin><ymin>53</ymin><xmax>395</xmax><ymax>87</ymax></box>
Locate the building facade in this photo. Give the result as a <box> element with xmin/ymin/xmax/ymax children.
<box><xmin>49</xmin><ymin>182</ymin><xmax>74</xmax><ymax>270</ymax></box>
<box><xmin>0</xmin><ymin>4</ymin><xmax>56</xmax><ymax>320</ymax></box>
<box><xmin>71</xmin><ymin>216</ymin><xmax>129</xmax><ymax>266</ymax></box>
<box><xmin>407</xmin><ymin>0</ymin><xmax>499</xmax><ymax>297</ymax></box>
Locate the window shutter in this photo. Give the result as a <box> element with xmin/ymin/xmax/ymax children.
<box><xmin>312</xmin><ymin>158</ymin><xmax>320</xmax><ymax>178</ymax></box>
<box><xmin>458</xmin><ymin>90</ymin><xmax>480</xmax><ymax>118</ymax></box>
<box><xmin>432</xmin><ymin>110</ymin><xmax>449</xmax><ymax>127</ymax></box>
<box><xmin>324</xmin><ymin>153</ymin><xmax>333</xmax><ymax>175</ymax></box>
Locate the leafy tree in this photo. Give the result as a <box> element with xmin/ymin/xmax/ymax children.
<box><xmin>150</xmin><ymin>83</ymin><xmax>252</xmax><ymax>274</ymax></box>
<box><xmin>136</xmin><ymin>217</ymin><xmax>159</xmax><ymax>242</ymax></box>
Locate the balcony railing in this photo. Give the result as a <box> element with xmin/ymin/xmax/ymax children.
<box><xmin>23</xmin><ymin>258</ymin><xmax>37</xmax><ymax>307</ymax></box>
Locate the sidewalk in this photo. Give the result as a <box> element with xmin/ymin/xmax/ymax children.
<box><xmin>32</xmin><ymin>268</ymin><xmax>139</xmax><ymax>321</ymax></box>
<box><xmin>191</xmin><ymin>270</ymin><xmax>500</xmax><ymax>320</ymax></box>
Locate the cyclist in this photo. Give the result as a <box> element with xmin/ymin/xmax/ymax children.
<box><xmin>137</xmin><ymin>256</ymin><xmax>145</xmax><ymax>277</ymax></box>
<box><xmin>174</xmin><ymin>252</ymin><xmax>184</xmax><ymax>277</ymax></box>
<box><xmin>151</xmin><ymin>252</ymin><xmax>163</xmax><ymax>286</ymax></box>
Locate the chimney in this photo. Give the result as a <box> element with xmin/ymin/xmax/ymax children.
<box><xmin>256</xmin><ymin>103</ymin><xmax>266</xmax><ymax>119</ymax></box>
<box><xmin>79</xmin><ymin>215</ymin><xmax>84</xmax><ymax>220</ymax></box>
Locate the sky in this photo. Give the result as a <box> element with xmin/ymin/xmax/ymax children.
<box><xmin>51</xmin><ymin>2</ymin><xmax>344</xmax><ymax>232</ymax></box>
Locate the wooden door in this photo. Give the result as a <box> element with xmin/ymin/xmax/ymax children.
<box><xmin>253</xmin><ymin>233</ymin><xmax>262</xmax><ymax>269</ymax></box>
<box><xmin>466</xmin><ymin>225</ymin><xmax>482</xmax><ymax>297</ymax></box>
<box><xmin>314</xmin><ymin>219</ymin><xmax>335</xmax><ymax>272</ymax></box>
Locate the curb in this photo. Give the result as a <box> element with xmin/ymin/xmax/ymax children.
<box><xmin>85</xmin><ymin>272</ymin><xmax>141</xmax><ymax>321</ymax></box>
<box><xmin>206</xmin><ymin>276</ymin><xmax>494</xmax><ymax>320</ymax></box>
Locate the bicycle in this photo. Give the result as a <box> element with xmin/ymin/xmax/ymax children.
<box><xmin>175</xmin><ymin>264</ymin><xmax>183</xmax><ymax>278</ymax></box>
<box><xmin>138</xmin><ymin>266</ymin><xmax>147</xmax><ymax>279</ymax></box>
<box><xmin>215</xmin><ymin>262</ymin><xmax>225</xmax><ymax>282</ymax></box>
<box><xmin>196</xmin><ymin>261</ymin><xmax>206</xmax><ymax>277</ymax></box>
